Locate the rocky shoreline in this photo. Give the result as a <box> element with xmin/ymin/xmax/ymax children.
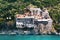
<box><xmin>0</xmin><ymin>30</ymin><xmax>60</xmax><ymax>35</ymax></box>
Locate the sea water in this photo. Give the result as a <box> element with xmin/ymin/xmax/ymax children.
<box><xmin>0</xmin><ymin>35</ymin><xmax>60</xmax><ymax>40</ymax></box>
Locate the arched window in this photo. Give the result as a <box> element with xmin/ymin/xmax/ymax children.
<box><xmin>33</xmin><ymin>10</ymin><xmax>35</xmax><ymax>15</ymax></box>
<box><xmin>36</xmin><ymin>10</ymin><xmax>38</xmax><ymax>14</ymax></box>
<box><xmin>40</xmin><ymin>11</ymin><xmax>42</xmax><ymax>16</ymax></box>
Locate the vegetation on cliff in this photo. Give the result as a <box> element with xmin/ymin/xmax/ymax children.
<box><xmin>0</xmin><ymin>0</ymin><xmax>60</xmax><ymax>31</ymax></box>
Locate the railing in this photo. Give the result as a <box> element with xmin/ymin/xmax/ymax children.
<box><xmin>36</xmin><ymin>19</ymin><xmax>52</xmax><ymax>21</ymax></box>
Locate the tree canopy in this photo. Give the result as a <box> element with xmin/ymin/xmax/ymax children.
<box><xmin>0</xmin><ymin>0</ymin><xmax>60</xmax><ymax>29</ymax></box>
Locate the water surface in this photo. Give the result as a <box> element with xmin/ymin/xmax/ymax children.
<box><xmin>0</xmin><ymin>35</ymin><xmax>60</xmax><ymax>40</ymax></box>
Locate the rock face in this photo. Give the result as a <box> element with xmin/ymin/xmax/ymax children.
<box><xmin>37</xmin><ymin>22</ymin><xmax>52</xmax><ymax>34</ymax></box>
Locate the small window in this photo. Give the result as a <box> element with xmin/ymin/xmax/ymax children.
<box><xmin>36</xmin><ymin>10</ymin><xmax>38</xmax><ymax>14</ymax></box>
<box><xmin>33</xmin><ymin>10</ymin><xmax>35</xmax><ymax>15</ymax></box>
<box><xmin>40</xmin><ymin>11</ymin><xmax>42</xmax><ymax>16</ymax></box>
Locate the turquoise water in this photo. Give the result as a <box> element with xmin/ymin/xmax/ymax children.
<box><xmin>0</xmin><ymin>35</ymin><xmax>60</xmax><ymax>40</ymax></box>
